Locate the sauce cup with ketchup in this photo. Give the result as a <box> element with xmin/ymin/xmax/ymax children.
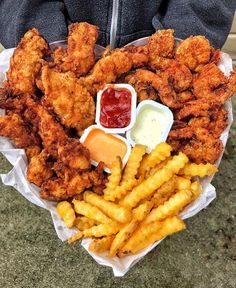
<box><xmin>96</xmin><ymin>84</ymin><xmax>137</xmax><ymax>134</ymax></box>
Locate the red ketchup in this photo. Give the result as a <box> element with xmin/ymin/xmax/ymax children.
<box><xmin>100</xmin><ymin>87</ymin><xmax>132</xmax><ymax>128</ymax></box>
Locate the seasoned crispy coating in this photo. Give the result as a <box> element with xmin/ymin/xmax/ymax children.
<box><xmin>39</xmin><ymin>65</ymin><xmax>95</xmax><ymax>134</ymax></box>
<box><xmin>6</xmin><ymin>28</ymin><xmax>49</xmax><ymax>95</ymax></box>
<box><xmin>193</xmin><ymin>63</ymin><xmax>236</xmax><ymax>104</ymax></box>
<box><xmin>81</xmin><ymin>49</ymin><xmax>133</xmax><ymax>94</ymax></box>
<box><xmin>126</xmin><ymin>69</ymin><xmax>183</xmax><ymax>108</ymax></box>
<box><xmin>161</xmin><ymin>62</ymin><xmax>192</xmax><ymax>93</ymax></box>
<box><xmin>22</xmin><ymin>97</ymin><xmax>68</xmax><ymax>153</ymax></box>
<box><xmin>27</xmin><ymin>149</ymin><xmax>54</xmax><ymax>187</ymax></box>
<box><xmin>52</xmin><ymin>22</ymin><xmax>98</xmax><ymax>76</ymax></box>
<box><xmin>175</xmin><ymin>35</ymin><xmax>211</xmax><ymax>71</ymax></box>
<box><xmin>181</xmin><ymin>128</ymin><xmax>223</xmax><ymax>164</ymax></box>
<box><xmin>0</xmin><ymin>113</ymin><xmax>41</xmax><ymax>151</ymax></box>
<box><xmin>147</xmin><ymin>29</ymin><xmax>175</xmax><ymax>70</ymax></box>
<box><xmin>125</xmin><ymin>73</ymin><xmax>158</xmax><ymax>102</ymax></box>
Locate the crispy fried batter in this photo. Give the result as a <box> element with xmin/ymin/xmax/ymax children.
<box><xmin>181</xmin><ymin>128</ymin><xmax>223</xmax><ymax>164</ymax></box>
<box><xmin>38</xmin><ymin>65</ymin><xmax>95</xmax><ymax>135</ymax></box>
<box><xmin>52</xmin><ymin>22</ymin><xmax>98</xmax><ymax>76</ymax></box>
<box><xmin>175</xmin><ymin>35</ymin><xmax>212</xmax><ymax>72</ymax></box>
<box><xmin>193</xmin><ymin>64</ymin><xmax>236</xmax><ymax>104</ymax></box>
<box><xmin>27</xmin><ymin>149</ymin><xmax>54</xmax><ymax>186</ymax></box>
<box><xmin>125</xmin><ymin>72</ymin><xmax>158</xmax><ymax>102</ymax></box>
<box><xmin>6</xmin><ymin>28</ymin><xmax>49</xmax><ymax>95</ymax></box>
<box><xmin>0</xmin><ymin>113</ymin><xmax>41</xmax><ymax>151</ymax></box>
<box><xmin>161</xmin><ymin>62</ymin><xmax>192</xmax><ymax>93</ymax></box>
<box><xmin>148</xmin><ymin>29</ymin><xmax>175</xmax><ymax>70</ymax></box>
<box><xmin>126</xmin><ymin>69</ymin><xmax>183</xmax><ymax>108</ymax></box>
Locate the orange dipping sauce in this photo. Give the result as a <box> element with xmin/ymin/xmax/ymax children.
<box><xmin>83</xmin><ymin>128</ymin><xmax>127</xmax><ymax>169</ymax></box>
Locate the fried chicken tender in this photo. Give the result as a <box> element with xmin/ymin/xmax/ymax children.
<box><xmin>6</xmin><ymin>28</ymin><xmax>49</xmax><ymax>95</ymax></box>
<box><xmin>193</xmin><ymin>64</ymin><xmax>236</xmax><ymax>104</ymax></box>
<box><xmin>0</xmin><ymin>113</ymin><xmax>41</xmax><ymax>153</ymax></box>
<box><xmin>22</xmin><ymin>97</ymin><xmax>68</xmax><ymax>154</ymax></box>
<box><xmin>40</xmin><ymin>163</ymin><xmax>106</xmax><ymax>201</ymax></box>
<box><xmin>147</xmin><ymin>29</ymin><xmax>175</xmax><ymax>70</ymax></box>
<box><xmin>38</xmin><ymin>65</ymin><xmax>95</xmax><ymax>134</ymax></box>
<box><xmin>52</xmin><ymin>22</ymin><xmax>98</xmax><ymax>76</ymax></box>
<box><xmin>175</xmin><ymin>35</ymin><xmax>212</xmax><ymax>72</ymax></box>
<box><xmin>27</xmin><ymin>149</ymin><xmax>54</xmax><ymax>187</ymax></box>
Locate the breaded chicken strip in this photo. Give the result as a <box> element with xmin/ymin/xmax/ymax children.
<box><xmin>38</xmin><ymin>65</ymin><xmax>95</xmax><ymax>135</ymax></box>
<box><xmin>6</xmin><ymin>28</ymin><xmax>49</xmax><ymax>95</ymax></box>
<box><xmin>52</xmin><ymin>22</ymin><xmax>98</xmax><ymax>76</ymax></box>
<box><xmin>27</xmin><ymin>149</ymin><xmax>54</xmax><ymax>187</ymax></box>
<box><xmin>0</xmin><ymin>113</ymin><xmax>41</xmax><ymax>159</ymax></box>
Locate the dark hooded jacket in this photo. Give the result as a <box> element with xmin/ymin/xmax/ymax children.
<box><xmin>0</xmin><ymin>0</ymin><xmax>235</xmax><ymax>49</ymax></box>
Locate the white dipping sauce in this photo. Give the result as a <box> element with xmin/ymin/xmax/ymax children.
<box><xmin>131</xmin><ymin>106</ymin><xmax>168</xmax><ymax>150</ymax></box>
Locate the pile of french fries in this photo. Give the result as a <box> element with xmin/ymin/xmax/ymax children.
<box><xmin>56</xmin><ymin>142</ymin><xmax>217</xmax><ymax>257</ymax></box>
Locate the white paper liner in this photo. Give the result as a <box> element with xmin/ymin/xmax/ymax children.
<box><xmin>0</xmin><ymin>45</ymin><xmax>233</xmax><ymax>277</ymax></box>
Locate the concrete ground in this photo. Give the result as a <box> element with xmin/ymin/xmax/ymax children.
<box><xmin>0</xmin><ymin>97</ymin><xmax>235</xmax><ymax>288</ymax></box>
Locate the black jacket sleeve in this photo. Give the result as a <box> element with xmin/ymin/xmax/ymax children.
<box><xmin>152</xmin><ymin>0</ymin><xmax>236</xmax><ymax>48</ymax></box>
<box><xmin>0</xmin><ymin>0</ymin><xmax>68</xmax><ymax>48</ymax></box>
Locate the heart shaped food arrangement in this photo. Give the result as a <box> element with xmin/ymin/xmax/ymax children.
<box><xmin>0</xmin><ymin>22</ymin><xmax>236</xmax><ymax>257</ymax></box>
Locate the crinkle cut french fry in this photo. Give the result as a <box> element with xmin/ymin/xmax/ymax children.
<box><xmin>56</xmin><ymin>201</ymin><xmax>76</xmax><ymax>228</ymax></box>
<box><xmin>144</xmin><ymin>158</ymin><xmax>171</xmax><ymax>179</ymax></box>
<box><xmin>152</xmin><ymin>176</ymin><xmax>176</xmax><ymax>208</ymax></box>
<box><xmin>190</xmin><ymin>181</ymin><xmax>202</xmax><ymax>200</ymax></box>
<box><xmin>109</xmin><ymin>220</ymin><xmax>139</xmax><ymax>257</ymax></box>
<box><xmin>84</xmin><ymin>191</ymin><xmax>132</xmax><ymax>223</ymax></box>
<box><xmin>120</xmin><ymin>153</ymin><xmax>188</xmax><ymax>208</ymax></box>
<box><xmin>143</xmin><ymin>189</ymin><xmax>193</xmax><ymax>224</ymax></box>
<box><xmin>68</xmin><ymin>223</ymin><xmax>122</xmax><ymax>244</ymax></box>
<box><xmin>179</xmin><ymin>163</ymin><xmax>218</xmax><ymax>177</ymax></box>
<box><xmin>103</xmin><ymin>157</ymin><xmax>122</xmax><ymax>197</ymax></box>
<box><xmin>121</xmin><ymin>144</ymin><xmax>146</xmax><ymax>183</ymax></box>
<box><xmin>175</xmin><ymin>176</ymin><xmax>191</xmax><ymax>191</ymax></box>
<box><xmin>138</xmin><ymin>142</ymin><xmax>172</xmax><ymax>176</ymax></box>
<box><xmin>89</xmin><ymin>236</ymin><xmax>115</xmax><ymax>253</ymax></box>
<box><xmin>119</xmin><ymin>216</ymin><xmax>186</xmax><ymax>255</ymax></box>
<box><xmin>74</xmin><ymin>216</ymin><xmax>97</xmax><ymax>231</ymax></box>
<box><xmin>132</xmin><ymin>200</ymin><xmax>154</xmax><ymax>221</ymax></box>
<box><xmin>104</xmin><ymin>178</ymin><xmax>137</xmax><ymax>202</ymax></box>
<box><xmin>72</xmin><ymin>199</ymin><xmax>112</xmax><ymax>224</ymax></box>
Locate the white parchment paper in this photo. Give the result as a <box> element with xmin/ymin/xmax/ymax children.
<box><xmin>0</xmin><ymin>47</ymin><xmax>233</xmax><ymax>277</ymax></box>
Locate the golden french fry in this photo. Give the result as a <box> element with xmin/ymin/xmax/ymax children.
<box><xmin>144</xmin><ymin>157</ymin><xmax>171</xmax><ymax>179</ymax></box>
<box><xmin>72</xmin><ymin>199</ymin><xmax>112</xmax><ymax>224</ymax></box>
<box><xmin>132</xmin><ymin>200</ymin><xmax>154</xmax><ymax>221</ymax></box>
<box><xmin>74</xmin><ymin>216</ymin><xmax>97</xmax><ymax>231</ymax></box>
<box><xmin>89</xmin><ymin>236</ymin><xmax>115</xmax><ymax>253</ymax></box>
<box><xmin>175</xmin><ymin>176</ymin><xmax>191</xmax><ymax>191</ymax></box>
<box><xmin>121</xmin><ymin>144</ymin><xmax>146</xmax><ymax>183</ymax></box>
<box><xmin>104</xmin><ymin>178</ymin><xmax>137</xmax><ymax>202</ymax></box>
<box><xmin>138</xmin><ymin>142</ymin><xmax>172</xmax><ymax>176</ymax></box>
<box><xmin>109</xmin><ymin>220</ymin><xmax>139</xmax><ymax>257</ymax></box>
<box><xmin>179</xmin><ymin>163</ymin><xmax>218</xmax><ymax>177</ymax></box>
<box><xmin>143</xmin><ymin>189</ymin><xmax>193</xmax><ymax>224</ymax></box>
<box><xmin>152</xmin><ymin>176</ymin><xmax>177</xmax><ymax>208</ymax></box>
<box><xmin>84</xmin><ymin>191</ymin><xmax>132</xmax><ymax>223</ymax></box>
<box><xmin>120</xmin><ymin>153</ymin><xmax>188</xmax><ymax>208</ymax></box>
<box><xmin>68</xmin><ymin>223</ymin><xmax>122</xmax><ymax>244</ymax></box>
<box><xmin>103</xmin><ymin>157</ymin><xmax>122</xmax><ymax>197</ymax></box>
<box><xmin>190</xmin><ymin>181</ymin><xmax>202</xmax><ymax>200</ymax></box>
<box><xmin>56</xmin><ymin>201</ymin><xmax>76</xmax><ymax>228</ymax></box>
<box><xmin>119</xmin><ymin>216</ymin><xmax>186</xmax><ymax>255</ymax></box>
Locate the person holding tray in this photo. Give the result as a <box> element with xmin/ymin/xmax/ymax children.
<box><xmin>0</xmin><ymin>0</ymin><xmax>235</xmax><ymax>49</ymax></box>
